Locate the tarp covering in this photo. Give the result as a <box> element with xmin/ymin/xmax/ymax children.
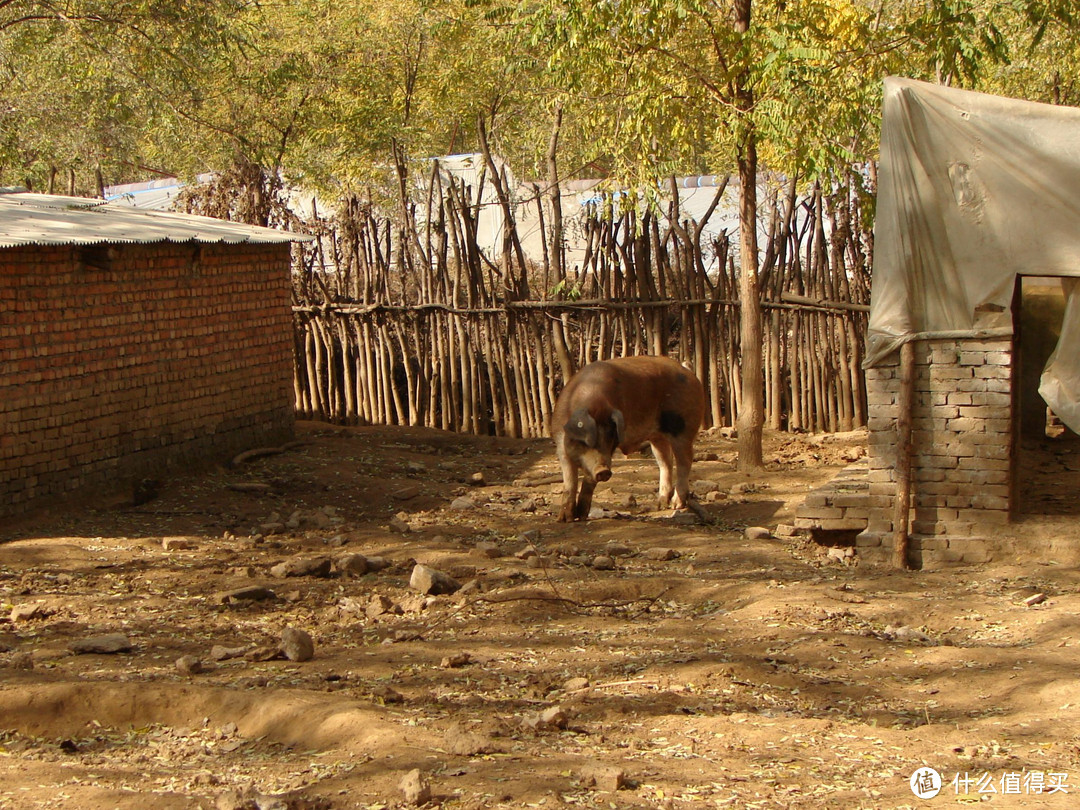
<box><xmin>868</xmin><ymin>78</ymin><xmax>1080</xmax><ymax>367</ymax></box>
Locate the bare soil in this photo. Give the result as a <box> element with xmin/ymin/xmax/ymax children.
<box><xmin>3</xmin><ymin>422</ymin><xmax>1080</xmax><ymax>809</ymax></box>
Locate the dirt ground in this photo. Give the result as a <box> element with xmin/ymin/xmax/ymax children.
<box><xmin>3</xmin><ymin>422</ymin><xmax>1080</xmax><ymax>810</ymax></box>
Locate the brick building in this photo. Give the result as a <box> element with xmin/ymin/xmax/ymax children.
<box><xmin>0</xmin><ymin>192</ymin><xmax>304</xmax><ymax>517</ymax></box>
<box><xmin>853</xmin><ymin>79</ymin><xmax>1080</xmax><ymax>567</ymax></box>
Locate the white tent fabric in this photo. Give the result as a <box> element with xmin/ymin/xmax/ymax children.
<box><xmin>869</xmin><ymin>78</ymin><xmax>1080</xmax><ymax>432</ymax></box>
<box><xmin>869</xmin><ymin>78</ymin><xmax>1080</xmax><ymax>361</ymax></box>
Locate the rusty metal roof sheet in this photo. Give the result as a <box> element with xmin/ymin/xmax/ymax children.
<box><xmin>0</xmin><ymin>192</ymin><xmax>308</xmax><ymax>248</ymax></box>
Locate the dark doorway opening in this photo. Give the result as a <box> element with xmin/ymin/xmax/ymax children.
<box><xmin>1014</xmin><ymin>276</ymin><xmax>1080</xmax><ymax>516</ymax></box>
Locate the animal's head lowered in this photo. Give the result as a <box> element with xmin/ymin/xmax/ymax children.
<box><xmin>562</xmin><ymin>407</ymin><xmax>625</xmax><ymax>482</ymax></box>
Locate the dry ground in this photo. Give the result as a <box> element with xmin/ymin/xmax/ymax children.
<box><xmin>3</xmin><ymin>422</ymin><xmax>1080</xmax><ymax>810</ymax></box>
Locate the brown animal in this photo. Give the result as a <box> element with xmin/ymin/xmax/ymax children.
<box><xmin>552</xmin><ymin>356</ymin><xmax>705</xmax><ymax>521</ymax></box>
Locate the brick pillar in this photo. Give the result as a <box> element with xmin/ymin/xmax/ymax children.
<box><xmin>857</xmin><ymin>339</ymin><xmax>1012</xmax><ymax>567</ymax></box>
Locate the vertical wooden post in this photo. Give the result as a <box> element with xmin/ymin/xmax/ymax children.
<box><xmin>893</xmin><ymin>340</ymin><xmax>916</xmax><ymax>570</ymax></box>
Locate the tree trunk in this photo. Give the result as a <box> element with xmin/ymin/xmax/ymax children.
<box><xmin>734</xmin><ymin>0</ymin><xmax>763</xmax><ymax>471</ymax></box>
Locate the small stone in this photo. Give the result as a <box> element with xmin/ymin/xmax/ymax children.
<box><xmin>474</xmin><ymin>541</ymin><xmax>503</xmax><ymax>558</ymax></box>
<box><xmin>269</xmin><ymin>556</ymin><xmax>332</xmax><ymax>578</ymax></box>
<box><xmin>591</xmin><ymin>555</ymin><xmax>616</xmax><ymax>571</ymax></box>
<box><xmin>517</xmin><ymin>498</ymin><xmax>537</xmax><ymax>513</ymax></box>
<box><xmin>691</xmin><ymin>480</ymin><xmax>720</xmax><ymax>496</ymax></box>
<box><xmin>514</xmin><ymin>547</ymin><xmax>537</xmax><ymax>560</ymax></box>
<box><xmin>581</xmin><ymin>765</ymin><xmax>628</xmax><ymax>792</ymax></box>
<box><xmin>389</xmin><ymin>515</ymin><xmax>412</xmax><ymax>534</ymax></box>
<box><xmin>162</xmin><ymin>536</ymin><xmax>198</xmax><ymax>551</ymax></box>
<box><xmin>399</xmin><ymin>769</ymin><xmax>431</xmax><ymax>806</ymax></box>
<box><xmin>410</xmin><ymin>564</ymin><xmax>461</xmax><ymax>596</ymax></box>
<box><xmin>744</xmin><ymin>526</ymin><xmax>772</xmax><ymax>541</ymax></box>
<box><xmin>563</xmin><ymin>677</ymin><xmax>590</xmax><ymax>692</ymax></box>
<box><xmin>210</xmin><ymin>645</ymin><xmax>252</xmax><ymax>661</ymax></box>
<box><xmin>774</xmin><ymin>523</ymin><xmax>797</xmax><ymax>538</ymax></box>
<box><xmin>176</xmin><ymin>655</ymin><xmax>204</xmax><ymax>675</ymax></box>
<box><xmin>370</xmin><ymin>684</ymin><xmax>404</xmax><ymax>704</ymax></box>
<box><xmin>70</xmin><ymin>633</ymin><xmax>133</xmax><ymax>654</ymax></box>
<box><xmin>326</xmin><ymin>534</ymin><xmax>348</xmax><ymax>547</ymax></box>
<box><xmin>365</xmin><ymin>556</ymin><xmax>391</xmax><ymax>571</ymax></box>
<box><xmin>334</xmin><ymin>553</ymin><xmax>369</xmax><ymax>577</ymax></box>
<box><xmin>450</xmin><ymin>497</ymin><xmax>477</xmax><ymax>510</ymax></box>
<box><xmin>826</xmin><ymin>547</ymin><xmax>848</xmax><ymax>563</ymax></box>
<box><xmin>393</xmin><ymin>485</ymin><xmax>421</xmax><ymax>501</ymax></box>
<box><xmin>280</xmin><ymin>627</ymin><xmax>315</xmax><ymax>662</ymax></box>
<box><xmin>605</xmin><ymin>543</ymin><xmax>632</xmax><ymax>557</ymax></box>
<box><xmin>705</xmin><ymin>491</ymin><xmax>727</xmax><ymax>503</ymax></box>
<box><xmin>1024</xmin><ymin>593</ymin><xmax>1048</xmax><ymax>607</ymax></box>
<box><xmin>215</xmin><ymin>586</ymin><xmax>277</xmax><ymax>605</ymax></box>
<box><xmin>519</xmin><ymin>529</ymin><xmax>541</xmax><ymax>544</ymax></box>
<box><xmin>643</xmin><ymin>547</ymin><xmax>679</xmax><ymax>561</ymax></box>
<box><xmin>406</xmin><ymin>461</ymin><xmax>427</xmax><ymax>474</ymax></box>
<box><xmin>367</xmin><ymin>595</ymin><xmax>398</xmax><ymax>618</ymax></box>
<box><xmin>441</xmin><ymin>652</ymin><xmax>472</xmax><ymax>668</ymax></box>
<box><xmin>523</xmin><ymin>705</ymin><xmax>568</xmax><ymax>731</ymax></box>
<box><xmin>10</xmin><ymin>602</ymin><xmax>46</xmax><ymax>622</ymax></box>
<box><xmin>4</xmin><ymin>652</ymin><xmax>34</xmax><ymax>670</ymax></box>
<box><xmin>731</xmin><ymin>482</ymin><xmax>764</xmax><ymax>495</ymax></box>
<box><xmin>445</xmin><ymin>724</ymin><xmax>490</xmax><ymax>756</ymax></box>
<box><xmin>468</xmin><ymin>472</ymin><xmax>486</xmax><ymax>486</ymax></box>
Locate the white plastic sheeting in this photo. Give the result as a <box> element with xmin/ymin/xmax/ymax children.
<box><xmin>869</xmin><ymin>78</ymin><xmax>1080</xmax><ymax>432</ymax></box>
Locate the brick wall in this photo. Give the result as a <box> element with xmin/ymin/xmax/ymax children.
<box><xmin>0</xmin><ymin>241</ymin><xmax>295</xmax><ymax>515</ymax></box>
<box><xmin>856</xmin><ymin>339</ymin><xmax>1012</xmax><ymax>567</ymax></box>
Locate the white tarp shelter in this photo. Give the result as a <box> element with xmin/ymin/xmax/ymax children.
<box><xmin>869</xmin><ymin>77</ymin><xmax>1080</xmax><ymax>429</ymax></box>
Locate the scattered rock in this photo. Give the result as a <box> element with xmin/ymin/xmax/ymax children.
<box><xmin>280</xmin><ymin>627</ymin><xmax>315</xmax><ymax>662</ymax></box>
<box><xmin>176</xmin><ymin>655</ymin><xmax>204</xmax><ymax>675</ymax></box>
<box><xmin>162</xmin><ymin>536</ymin><xmax>199</xmax><ymax>551</ymax></box>
<box><xmin>744</xmin><ymin>526</ymin><xmax>772</xmax><ymax>541</ymax></box>
<box><xmin>730</xmin><ymin>482</ymin><xmax>766</xmax><ymax>495</ymax></box>
<box><xmin>367</xmin><ymin>595</ymin><xmax>401</xmax><ymax>618</ymax></box>
<box><xmin>358</xmin><ymin>555</ymin><xmax>389</xmax><ymax>572</ymax></box>
<box><xmin>270</xmin><ymin>556</ymin><xmax>332</xmax><ymax>579</ymax></box>
<box><xmin>826</xmin><ymin>547</ymin><xmax>856</xmax><ymax>563</ymax></box>
<box><xmin>389</xmin><ymin>514</ymin><xmax>412</xmax><ymax>534</ymax></box>
<box><xmin>519</xmin><ymin>529</ymin><xmax>541</xmax><ymax>544</ymax></box>
<box><xmin>399</xmin><ymin>769</ymin><xmax>432</xmax><ymax>806</ymax></box>
<box><xmin>517</xmin><ymin>498</ymin><xmax>538</xmax><ymax>513</ymax></box>
<box><xmin>445</xmin><ymin>723</ymin><xmax>491</xmax><ymax>756</ymax></box>
<box><xmin>214</xmin><ymin>586</ymin><xmax>277</xmax><ymax>606</ymax></box>
<box><xmin>441</xmin><ymin>652</ymin><xmax>472</xmax><ymax>668</ymax></box>
<box><xmin>523</xmin><ymin>705</ymin><xmax>568</xmax><ymax>731</ymax></box>
<box><xmin>474</xmin><ymin>541</ymin><xmax>503</xmax><ymax>558</ymax></box>
<box><xmin>246</xmin><ymin>645</ymin><xmax>282</xmax><ymax>662</ymax></box>
<box><xmin>1024</xmin><ymin>593</ymin><xmax>1048</xmax><ymax>607</ymax></box>
<box><xmin>334</xmin><ymin>553</ymin><xmax>369</xmax><ymax>577</ymax></box>
<box><xmin>691</xmin><ymin>480</ymin><xmax>720</xmax><ymax>497</ymax></box>
<box><xmin>514</xmin><ymin>547</ymin><xmax>537</xmax><ymax>560</ymax></box>
<box><xmin>406</xmin><ymin>461</ymin><xmax>427</xmax><ymax>474</ymax></box>
<box><xmin>3</xmin><ymin>652</ymin><xmax>34</xmax><ymax>670</ymax></box>
<box><xmin>643</xmin><ymin>547</ymin><xmax>679</xmax><ymax>561</ymax></box>
<box><xmin>370</xmin><ymin>684</ymin><xmax>404</xmax><ymax>704</ymax></box>
<box><xmin>450</xmin><ymin>496</ymin><xmax>477</xmax><ymax>510</ymax></box>
<box><xmin>591</xmin><ymin>555</ymin><xmax>616</xmax><ymax>570</ymax></box>
<box><xmin>580</xmin><ymin>765</ymin><xmax>628</xmax><ymax>792</ymax></box>
<box><xmin>774</xmin><ymin>523</ymin><xmax>798</xmax><ymax>538</ymax></box>
<box><xmin>210</xmin><ymin>645</ymin><xmax>252</xmax><ymax>661</ymax></box>
<box><xmin>705</xmin><ymin>490</ymin><xmax>728</xmax><ymax>503</ymax></box>
<box><xmin>10</xmin><ymin>602</ymin><xmax>47</xmax><ymax>622</ymax></box>
<box><xmin>605</xmin><ymin>543</ymin><xmax>632</xmax><ymax>557</ymax></box>
<box><xmin>468</xmin><ymin>472</ymin><xmax>486</xmax><ymax>486</ymax></box>
<box><xmin>563</xmin><ymin>677</ymin><xmax>591</xmax><ymax>692</ymax></box>
<box><xmin>410</xmin><ymin>564</ymin><xmax>461</xmax><ymax>596</ymax></box>
<box><xmin>70</xmin><ymin>633</ymin><xmax>133</xmax><ymax>654</ymax></box>
<box><xmin>393</xmin><ymin>485</ymin><xmax>421</xmax><ymax>501</ymax></box>
<box><xmin>883</xmin><ymin>625</ymin><xmax>938</xmax><ymax>646</ymax></box>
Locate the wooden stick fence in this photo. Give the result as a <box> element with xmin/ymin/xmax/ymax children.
<box><xmin>289</xmin><ymin>157</ymin><xmax>872</xmax><ymax>439</ymax></box>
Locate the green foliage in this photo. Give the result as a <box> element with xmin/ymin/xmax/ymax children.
<box><xmin>5</xmin><ymin>1</ymin><xmax>1080</xmax><ymax>198</ymax></box>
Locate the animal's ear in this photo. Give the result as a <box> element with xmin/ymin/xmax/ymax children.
<box><xmin>565</xmin><ymin>408</ymin><xmax>598</xmax><ymax>447</ymax></box>
<box><xmin>611</xmin><ymin>409</ymin><xmax>625</xmax><ymax>446</ymax></box>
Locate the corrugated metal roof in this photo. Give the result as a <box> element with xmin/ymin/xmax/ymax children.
<box><xmin>0</xmin><ymin>192</ymin><xmax>309</xmax><ymax>248</ymax></box>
